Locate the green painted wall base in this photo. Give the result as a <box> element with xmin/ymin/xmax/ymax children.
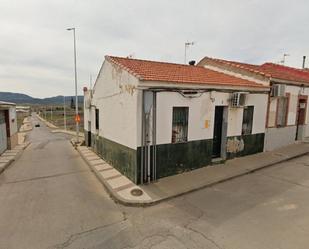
<box><xmin>87</xmin><ymin>132</ymin><xmax>265</xmax><ymax>184</ymax></box>
<box><xmin>226</xmin><ymin>133</ymin><xmax>265</xmax><ymax>159</ymax></box>
<box><xmin>90</xmin><ymin>133</ymin><xmax>137</xmax><ymax>183</ymax></box>
<box><xmin>153</xmin><ymin>139</ymin><xmax>213</xmax><ymax>179</ymax></box>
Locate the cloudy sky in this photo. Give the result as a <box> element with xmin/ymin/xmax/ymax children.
<box><xmin>1</xmin><ymin>0</ymin><xmax>309</xmax><ymax>98</ymax></box>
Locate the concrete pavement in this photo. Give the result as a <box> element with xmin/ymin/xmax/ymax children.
<box><xmin>0</xmin><ymin>142</ymin><xmax>30</xmax><ymax>174</ymax></box>
<box><xmin>1</xmin><ymin>114</ymin><xmax>309</xmax><ymax>248</ymax></box>
<box><xmin>50</xmin><ymin>154</ymin><xmax>309</xmax><ymax>249</ymax></box>
<box><xmin>0</xmin><ymin>115</ymin><xmax>126</xmax><ymax>249</ymax></box>
<box><xmin>78</xmin><ymin>142</ymin><xmax>309</xmax><ymax>206</ymax></box>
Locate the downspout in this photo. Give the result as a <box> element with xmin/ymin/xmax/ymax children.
<box><xmin>140</xmin><ymin>91</ymin><xmax>145</xmax><ymax>184</ymax></box>
<box><xmin>152</xmin><ymin>92</ymin><xmax>157</xmax><ymax>181</ymax></box>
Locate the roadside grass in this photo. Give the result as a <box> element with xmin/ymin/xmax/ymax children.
<box><xmin>42</xmin><ymin>109</ymin><xmax>84</xmax><ymax>132</ymax></box>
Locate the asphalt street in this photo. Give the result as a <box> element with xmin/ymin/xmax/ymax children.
<box><xmin>1</xmin><ymin>115</ymin><xmax>309</xmax><ymax>249</ymax></box>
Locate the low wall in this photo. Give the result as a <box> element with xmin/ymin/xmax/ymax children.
<box><xmin>264</xmin><ymin>126</ymin><xmax>297</xmax><ymax>151</ymax></box>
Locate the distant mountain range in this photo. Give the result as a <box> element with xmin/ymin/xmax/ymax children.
<box><xmin>0</xmin><ymin>92</ymin><xmax>84</xmax><ymax>105</ymax></box>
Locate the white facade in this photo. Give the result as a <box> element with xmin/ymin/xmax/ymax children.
<box><xmin>265</xmin><ymin>84</ymin><xmax>309</xmax><ymax>151</ymax></box>
<box><xmin>85</xmin><ymin>60</ymin><xmax>140</xmax><ymax>150</ymax></box>
<box><xmin>0</xmin><ymin>102</ymin><xmax>18</xmax><ymax>153</ymax></box>
<box><xmin>154</xmin><ymin>91</ymin><xmax>267</xmax><ymax>146</ymax></box>
<box><xmin>84</xmin><ymin>56</ymin><xmax>270</xmax><ymax>183</ymax></box>
<box><xmin>85</xmin><ymin>60</ymin><xmax>269</xmax><ymax>150</ymax></box>
<box><xmin>198</xmin><ymin>58</ymin><xmax>309</xmax><ymax>152</ymax></box>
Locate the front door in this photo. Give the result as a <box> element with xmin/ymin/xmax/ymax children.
<box><xmin>0</xmin><ymin>111</ymin><xmax>7</xmax><ymax>155</ymax></box>
<box><xmin>212</xmin><ymin>106</ymin><xmax>224</xmax><ymax>158</ymax></box>
<box><xmin>87</xmin><ymin>121</ymin><xmax>91</xmax><ymax>147</ymax></box>
<box><xmin>296</xmin><ymin>96</ymin><xmax>308</xmax><ymax>140</ymax></box>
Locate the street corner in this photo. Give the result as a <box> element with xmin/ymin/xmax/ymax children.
<box><xmin>76</xmin><ymin>145</ymin><xmax>154</xmax><ymax>206</ymax></box>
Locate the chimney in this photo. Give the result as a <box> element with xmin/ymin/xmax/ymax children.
<box><xmin>302</xmin><ymin>56</ymin><xmax>306</xmax><ymax>69</ymax></box>
<box><xmin>188</xmin><ymin>60</ymin><xmax>196</xmax><ymax>66</ymax></box>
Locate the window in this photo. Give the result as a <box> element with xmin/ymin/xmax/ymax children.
<box><xmin>276</xmin><ymin>97</ymin><xmax>288</xmax><ymax>127</ymax></box>
<box><xmin>172</xmin><ymin>107</ymin><xmax>189</xmax><ymax>143</ymax></box>
<box><xmin>242</xmin><ymin>106</ymin><xmax>254</xmax><ymax>135</ymax></box>
<box><xmin>95</xmin><ymin>108</ymin><xmax>99</xmax><ymax>130</ymax></box>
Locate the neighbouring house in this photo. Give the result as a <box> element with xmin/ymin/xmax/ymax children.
<box><xmin>84</xmin><ymin>56</ymin><xmax>269</xmax><ymax>184</ymax></box>
<box><xmin>16</xmin><ymin>105</ymin><xmax>31</xmax><ymax>116</ymax></box>
<box><xmin>0</xmin><ymin>101</ymin><xmax>18</xmax><ymax>155</ymax></box>
<box><xmin>198</xmin><ymin>57</ymin><xmax>309</xmax><ymax>151</ymax></box>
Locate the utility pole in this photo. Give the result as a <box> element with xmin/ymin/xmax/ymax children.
<box><xmin>67</xmin><ymin>27</ymin><xmax>79</xmax><ymax>143</ymax></box>
<box><xmin>63</xmin><ymin>96</ymin><xmax>67</xmax><ymax>130</ymax></box>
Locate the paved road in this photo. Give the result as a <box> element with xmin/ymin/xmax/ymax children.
<box><xmin>1</xmin><ymin>115</ymin><xmax>309</xmax><ymax>249</ymax></box>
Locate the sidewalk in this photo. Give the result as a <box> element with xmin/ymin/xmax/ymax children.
<box><xmin>77</xmin><ymin>142</ymin><xmax>309</xmax><ymax>206</ymax></box>
<box><xmin>0</xmin><ymin>142</ymin><xmax>30</xmax><ymax>174</ymax></box>
<box><xmin>36</xmin><ymin>114</ymin><xmax>58</xmax><ymax>129</ymax></box>
<box><xmin>19</xmin><ymin>116</ymin><xmax>33</xmax><ymax>132</ymax></box>
<box><xmin>52</xmin><ymin>129</ymin><xmax>84</xmax><ymax>139</ymax></box>
<box><xmin>1</xmin><ymin>115</ymin><xmax>31</xmax><ymax>174</ymax></box>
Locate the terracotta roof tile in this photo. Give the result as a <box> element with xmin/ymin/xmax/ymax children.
<box><xmin>105</xmin><ymin>56</ymin><xmax>266</xmax><ymax>89</ymax></box>
<box><xmin>201</xmin><ymin>57</ymin><xmax>309</xmax><ymax>85</ymax></box>
<box><xmin>260</xmin><ymin>63</ymin><xmax>309</xmax><ymax>84</ymax></box>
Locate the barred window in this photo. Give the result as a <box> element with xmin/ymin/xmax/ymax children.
<box><xmin>277</xmin><ymin>97</ymin><xmax>288</xmax><ymax>127</ymax></box>
<box><xmin>242</xmin><ymin>106</ymin><xmax>254</xmax><ymax>135</ymax></box>
<box><xmin>172</xmin><ymin>107</ymin><xmax>189</xmax><ymax>143</ymax></box>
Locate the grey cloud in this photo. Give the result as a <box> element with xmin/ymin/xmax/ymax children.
<box><xmin>0</xmin><ymin>0</ymin><xmax>309</xmax><ymax>97</ymax></box>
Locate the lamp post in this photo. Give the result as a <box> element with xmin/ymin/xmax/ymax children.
<box><xmin>67</xmin><ymin>27</ymin><xmax>79</xmax><ymax>143</ymax></box>
<box><xmin>63</xmin><ymin>96</ymin><xmax>67</xmax><ymax>130</ymax></box>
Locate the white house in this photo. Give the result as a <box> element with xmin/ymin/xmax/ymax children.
<box><xmin>84</xmin><ymin>56</ymin><xmax>269</xmax><ymax>184</ymax></box>
<box><xmin>198</xmin><ymin>57</ymin><xmax>309</xmax><ymax>151</ymax></box>
<box><xmin>0</xmin><ymin>101</ymin><xmax>18</xmax><ymax>155</ymax></box>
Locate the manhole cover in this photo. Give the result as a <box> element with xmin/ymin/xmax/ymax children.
<box><xmin>131</xmin><ymin>188</ymin><xmax>143</xmax><ymax>196</ymax></box>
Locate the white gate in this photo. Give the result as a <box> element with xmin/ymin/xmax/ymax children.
<box><xmin>0</xmin><ymin>111</ymin><xmax>7</xmax><ymax>155</ymax></box>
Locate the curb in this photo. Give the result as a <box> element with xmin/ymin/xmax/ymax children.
<box><xmin>76</xmin><ymin>144</ymin><xmax>309</xmax><ymax>207</ymax></box>
<box><xmin>76</xmin><ymin>146</ymin><xmax>153</xmax><ymax>207</ymax></box>
<box><xmin>0</xmin><ymin>142</ymin><xmax>31</xmax><ymax>175</ymax></box>
<box><xmin>143</xmin><ymin>150</ymin><xmax>309</xmax><ymax>207</ymax></box>
<box><xmin>36</xmin><ymin>115</ymin><xmax>58</xmax><ymax>129</ymax></box>
<box><xmin>19</xmin><ymin>117</ymin><xmax>33</xmax><ymax>132</ymax></box>
<box><xmin>53</xmin><ymin>130</ymin><xmax>84</xmax><ymax>139</ymax></box>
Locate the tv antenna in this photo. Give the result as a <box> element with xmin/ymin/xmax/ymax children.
<box><xmin>280</xmin><ymin>53</ymin><xmax>290</xmax><ymax>65</ymax></box>
<box><xmin>184</xmin><ymin>41</ymin><xmax>195</xmax><ymax>64</ymax></box>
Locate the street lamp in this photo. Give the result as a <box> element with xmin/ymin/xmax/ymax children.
<box><xmin>63</xmin><ymin>96</ymin><xmax>67</xmax><ymax>130</ymax></box>
<box><xmin>67</xmin><ymin>27</ymin><xmax>79</xmax><ymax>143</ymax></box>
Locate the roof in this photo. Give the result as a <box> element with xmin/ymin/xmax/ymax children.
<box><xmin>199</xmin><ymin>57</ymin><xmax>309</xmax><ymax>85</ymax></box>
<box><xmin>198</xmin><ymin>57</ymin><xmax>270</xmax><ymax>77</ymax></box>
<box><xmin>0</xmin><ymin>101</ymin><xmax>16</xmax><ymax>106</ymax></box>
<box><xmin>260</xmin><ymin>63</ymin><xmax>309</xmax><ymax>84</ymax></box>
<box><xmin>105</xmin><ymin>56</ymin><xmax>266</xmax><ymax>89</ymax></box>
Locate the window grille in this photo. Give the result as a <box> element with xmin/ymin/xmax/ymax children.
<box><xmin>172</xmin><ymin>107</ymin><xmax>189</xmax><ymax>143</ymax></box>
<box><xmin>242</xmin><ymin>106</ymin><xmax>254</xmax><ymax>135</ymax></box>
